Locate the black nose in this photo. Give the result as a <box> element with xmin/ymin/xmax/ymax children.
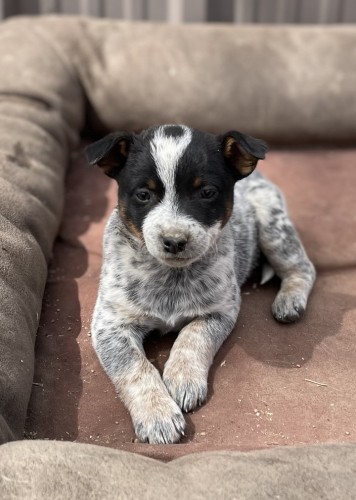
<box><xmin>163</xmin><ymin>237</ymin><xmax>187</xmax><ymax>254</ymax></box>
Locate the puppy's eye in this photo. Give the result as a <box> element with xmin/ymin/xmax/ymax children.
<box><xmin>200</xmin><ymin>186</ymin><xmax>218</xmax><ymax>200</ymax></box>
<box><xmin>135</xmin><ymin>189</ymin><xmax>151</xmax><ymax>202</ymax></box>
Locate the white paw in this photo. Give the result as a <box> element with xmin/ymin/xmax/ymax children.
<box><xmin>131</xmin><ymin>392</ymin><xmax>186</xmax><ymax>444</ymax></box>
<box><xmin>163</xmin><ymin>361</ymin><xmax>208</xmax><ymax>413</ymax></box>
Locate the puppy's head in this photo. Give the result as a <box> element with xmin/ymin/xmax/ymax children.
<box><xmin>86</xmin><ymin>125</ymin><xmax>267</xmax><ymax>267</ymax></box>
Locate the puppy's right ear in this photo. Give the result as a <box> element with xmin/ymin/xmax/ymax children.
<box><xmin>85</xmin><ymin>132</ymin><xmax>132</xmax><ymax>179</ymax></box>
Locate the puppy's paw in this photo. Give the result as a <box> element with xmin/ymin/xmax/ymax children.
<box><xmin>272</xmin><ymin>292</ymin><xmax>306</xmax><ymax>323</ymax></box>
<box><xmin>163</xmin><ymin>361</ymin><xmax>208</xmax><ymax>413</ymax></box>
<box><xmin>132</xmin><ymin>394</ymin><xmax>185</xmax><ymax>444</ymax></box>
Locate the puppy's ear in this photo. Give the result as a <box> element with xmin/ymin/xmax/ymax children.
<box><xmin>85</xmin><ymin>132</ymin><xmax>132</xmax><ymax>178</ymax></box>
<box><xmin>221</xmin><ymin>131</ymin><xmax>268</xmax><ymax>180</ymax></box>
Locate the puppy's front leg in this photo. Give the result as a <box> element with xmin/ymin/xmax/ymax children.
<box><xmin>163</xmin><ymin>312</ymin><xmax>237</xmax><ymax>412</ymax></box>
<box><xmin>93</xmin><ymin>320</ymin><xmax>185</xmax><ymax>444</ymax></box>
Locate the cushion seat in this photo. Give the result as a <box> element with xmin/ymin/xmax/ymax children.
<box><xmin>25</xmin><ymin>148</ymin><xmax>356</xmax><ymax>461</ymax></box>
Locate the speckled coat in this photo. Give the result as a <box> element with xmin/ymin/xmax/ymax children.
<box><xmin>86</xmin><ymin>125</ymin><xmax>315</xmax><ymax>444</ymax></box>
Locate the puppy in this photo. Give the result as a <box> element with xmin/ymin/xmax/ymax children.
<box><xmin>86</xmin><ymin>124</ymin><xmax>315</xmax><ymax>444</ymax></box>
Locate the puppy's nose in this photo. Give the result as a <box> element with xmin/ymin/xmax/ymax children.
<box><xmin>162</xmin><ymin>237</ymin><xmax>187</xmax><ymax>254</ymax></box>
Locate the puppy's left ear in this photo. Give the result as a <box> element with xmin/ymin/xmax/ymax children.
<box><xmin>85</xmin><ymin>131</ymin><xmax>133</xmax><ymax>179</ymax></box>
<box><xmin>221</xmin><ymin>131</ymin><xmax>268</xmax><ymax>180</ymax></box>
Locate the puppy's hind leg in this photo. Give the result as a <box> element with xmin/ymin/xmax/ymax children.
<box><xmin>247</xmin><ymin>180</ymin><xmax>316</xmax><ymax>323</ymax></box>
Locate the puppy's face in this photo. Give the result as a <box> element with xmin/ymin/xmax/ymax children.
<box><xmin>86</xmin><ymin>125</ymin><xmax>267</xmax><ymax>267</ymax></box>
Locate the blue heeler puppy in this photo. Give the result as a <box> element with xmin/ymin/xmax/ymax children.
<box><xmin>86</xmin><ymin>124</ymin><xmax>315</xmax><ymax>444</ymax></box>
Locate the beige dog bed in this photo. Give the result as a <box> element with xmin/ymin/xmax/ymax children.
<box><xmin>0</xmin><ymin>15</ymin><xmax>355</xmax><ymax>496</ymax></box>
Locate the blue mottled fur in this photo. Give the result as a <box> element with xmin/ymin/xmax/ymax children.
<box><xmin>87</xmin><ymin>125</ymin><xmax>315</xmax><ymax>444</ymax></box>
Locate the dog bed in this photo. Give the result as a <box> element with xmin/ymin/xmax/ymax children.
<box><xmin>1</xmin><ymin>440</ymin><xmax>356</xmax><ymax>499</ymax></box>
<box><xmin>0</xmin><ymin>13</ymin><xmax>355</xmax><ymax>481</ymax></box>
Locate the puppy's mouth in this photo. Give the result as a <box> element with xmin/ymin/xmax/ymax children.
<box><xmin>154</xmin><ymin>253</ymin><xmax>199</xmax><ymax>268</ymax></box>
<box><xmin>160</xmin><ymin>256</ymin><xmax>196</xmax><ymax>268</ymax></box>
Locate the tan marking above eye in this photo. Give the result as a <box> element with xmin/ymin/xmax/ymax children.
<box><xmin>147</xmin><ymin>179</ymin><xmax>157</xmax><ymax>190</ymax></box>
<box><xmin>193</xmin><ymin>177</ymin><xmax>204</xmax><ymax>188</ymax></box>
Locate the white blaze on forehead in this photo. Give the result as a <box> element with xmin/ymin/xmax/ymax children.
<box><xmin>150</xmin><ymin>125</ymin><xmax>192</xmax><ymax>203</ymax></box>
<box><xmin>143</xmin><ymin>126</ymin><xmax>221</xmax><ymax>262</ymax></box>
